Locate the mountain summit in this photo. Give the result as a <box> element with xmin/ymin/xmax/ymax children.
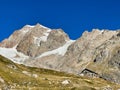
<box><xmin>0</xmin><ymin>24</ymin><xmax>120</xmax><ymax>84</ymax></box>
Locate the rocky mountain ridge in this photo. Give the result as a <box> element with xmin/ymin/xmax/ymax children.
<box><xmin>0</xmin><ymin>23</ymin><xmax>120</xmax><ymax>84</ymax></box>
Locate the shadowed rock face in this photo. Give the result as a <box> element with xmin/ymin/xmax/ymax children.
<box><xmin>1</xmin><ymin>24</ymin><xmax>120</xmax><ymax>84</ymax></box>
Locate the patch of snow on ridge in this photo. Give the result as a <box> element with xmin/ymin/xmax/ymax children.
<box><xmin>37</xmin><ymin>40</ymin><xmax>75</xmax><ymax>58</ymax></box>
<box><xmin>40</xmin><ymin>24</ymin><xmax>51</xmax><ymax>30</ymax></box>
<box><xmin>25</xmin><ymin>25</ymin><xmax>35</xmax><ymax>28</ymax></box>
<box><xmin>0</xmin><ymin>47</ymin><xmax>29</xmax><ymax>64</ymax></box>
<box><xmin>25</xmin><ymin>24</ymin><xmax>51</xmax><ymax>29</ymax></box>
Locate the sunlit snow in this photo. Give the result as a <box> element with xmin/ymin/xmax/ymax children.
<box><xmin>0</xmin><ymin>47</ymin><xmax>29</xmax><ymax>64</ymax></box>
<box><xmin>25</xmin><ymin>25</ymin><xmax>35</xmax><ymax>28</ymax></box>
<box><xmin>37</xmin><ymin>40</ymin><xmax>75</xmax><ymax>58</ymax></box>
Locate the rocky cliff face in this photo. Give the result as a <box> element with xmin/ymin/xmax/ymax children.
<box><xmin>0</xmin><ymin>24</ymin><xmax>120</xmax><ymax>84</ymax></box>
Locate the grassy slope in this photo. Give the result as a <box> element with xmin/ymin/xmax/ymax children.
<box><xmin>0</xmin><ymin>55</ymin><xmax>120</xmax><ymax>90</ymax></box>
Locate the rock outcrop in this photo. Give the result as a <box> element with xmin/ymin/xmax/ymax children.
<box><xmin>1</xmin><ymin>24</ymin><xmax>120</xmax><ymax>84</ymax></box>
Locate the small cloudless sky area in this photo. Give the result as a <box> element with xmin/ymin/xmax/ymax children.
<box><xmin>0</xmin><ymin>0</ymin><xmax>120</xmax><ymax>41</ymax></box>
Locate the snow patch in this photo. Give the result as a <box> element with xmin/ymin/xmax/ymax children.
<box><xmin>0</xmin><ymin>48</ymin><xmax>16</xmax><ymax>58</ymax></box>
<box><xmin>0</xmin><ymin>47</ymin><xmax>29</xmax><ymax>64</ymax></box>
<box><xmin>101</xmin><ymin>30</ymin><xmax>104</xmax><ymax>33</ymax></box>
<box><xmin>25</xmin><ymin>24</ymin><xmax>51</xmax><ymax>30</ymax></box>
<box><xmin>99</xmin><ymin>30</ymin><xmax>105</xmax><ymax>34</ymax></box>
<box><xmin>39</xmin><ymin>24</ymin><xmax>51</xmax><ymax>30</ymax></box>
<box><xmin>37</xmin><ymin>40</ymin><xmax>75</xmax><ymax>58</ymax></box>
<box><xmin>25</xmin><ymin>25</ymin><xmax>35</xmax><ymax>28</ymax></box>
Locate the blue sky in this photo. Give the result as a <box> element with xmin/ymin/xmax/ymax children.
<box><xmin>0</xmin><ymin>0</ymin><xmax>120</xmax><ymax>41</ymax></box>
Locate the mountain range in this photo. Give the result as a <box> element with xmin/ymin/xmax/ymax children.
<box><xmin>0</xmin><ymin>23</ymin><xmax>120</xmax><ymax>89</ymax></box>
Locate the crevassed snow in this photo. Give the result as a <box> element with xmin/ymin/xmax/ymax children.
<box><xmin>0</xmin><ymin>47</ymin><xmax>29</xmax><ymax>64</ymax></box>
<box><xmin>37</xmin><ymin>40</ymin><xmax>75</xmax><ymax>58</ymax></box>
<box><xmin>34</xmin><ymin>29</ymin><xmax>51</xmax><ymax>46</ymax></box>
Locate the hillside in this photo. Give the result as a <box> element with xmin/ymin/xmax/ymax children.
<box><xmin>0</xmin><ymin>55</ymin><xmax>120</xmax><ymax>90</ymax></box>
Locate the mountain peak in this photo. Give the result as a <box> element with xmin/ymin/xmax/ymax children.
<box><xmin>23</xmin><ymin>23</ymin><xmax>50</xmax><ymax>29</ymax></box>
<box><xmin>0</xmin><ymin>23</ymin><xmax>52</xmax><ymax>48</ymax></box>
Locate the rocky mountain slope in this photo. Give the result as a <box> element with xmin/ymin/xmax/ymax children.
<box><xmin>0</xmin><ymin>23</ymin><xmax>120</xmax><ymax>85</ymax></box>
<box><xmin>0</xmin><ymin>55</ymin><xmax>120</xmax><ymax>90</ymax></box>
